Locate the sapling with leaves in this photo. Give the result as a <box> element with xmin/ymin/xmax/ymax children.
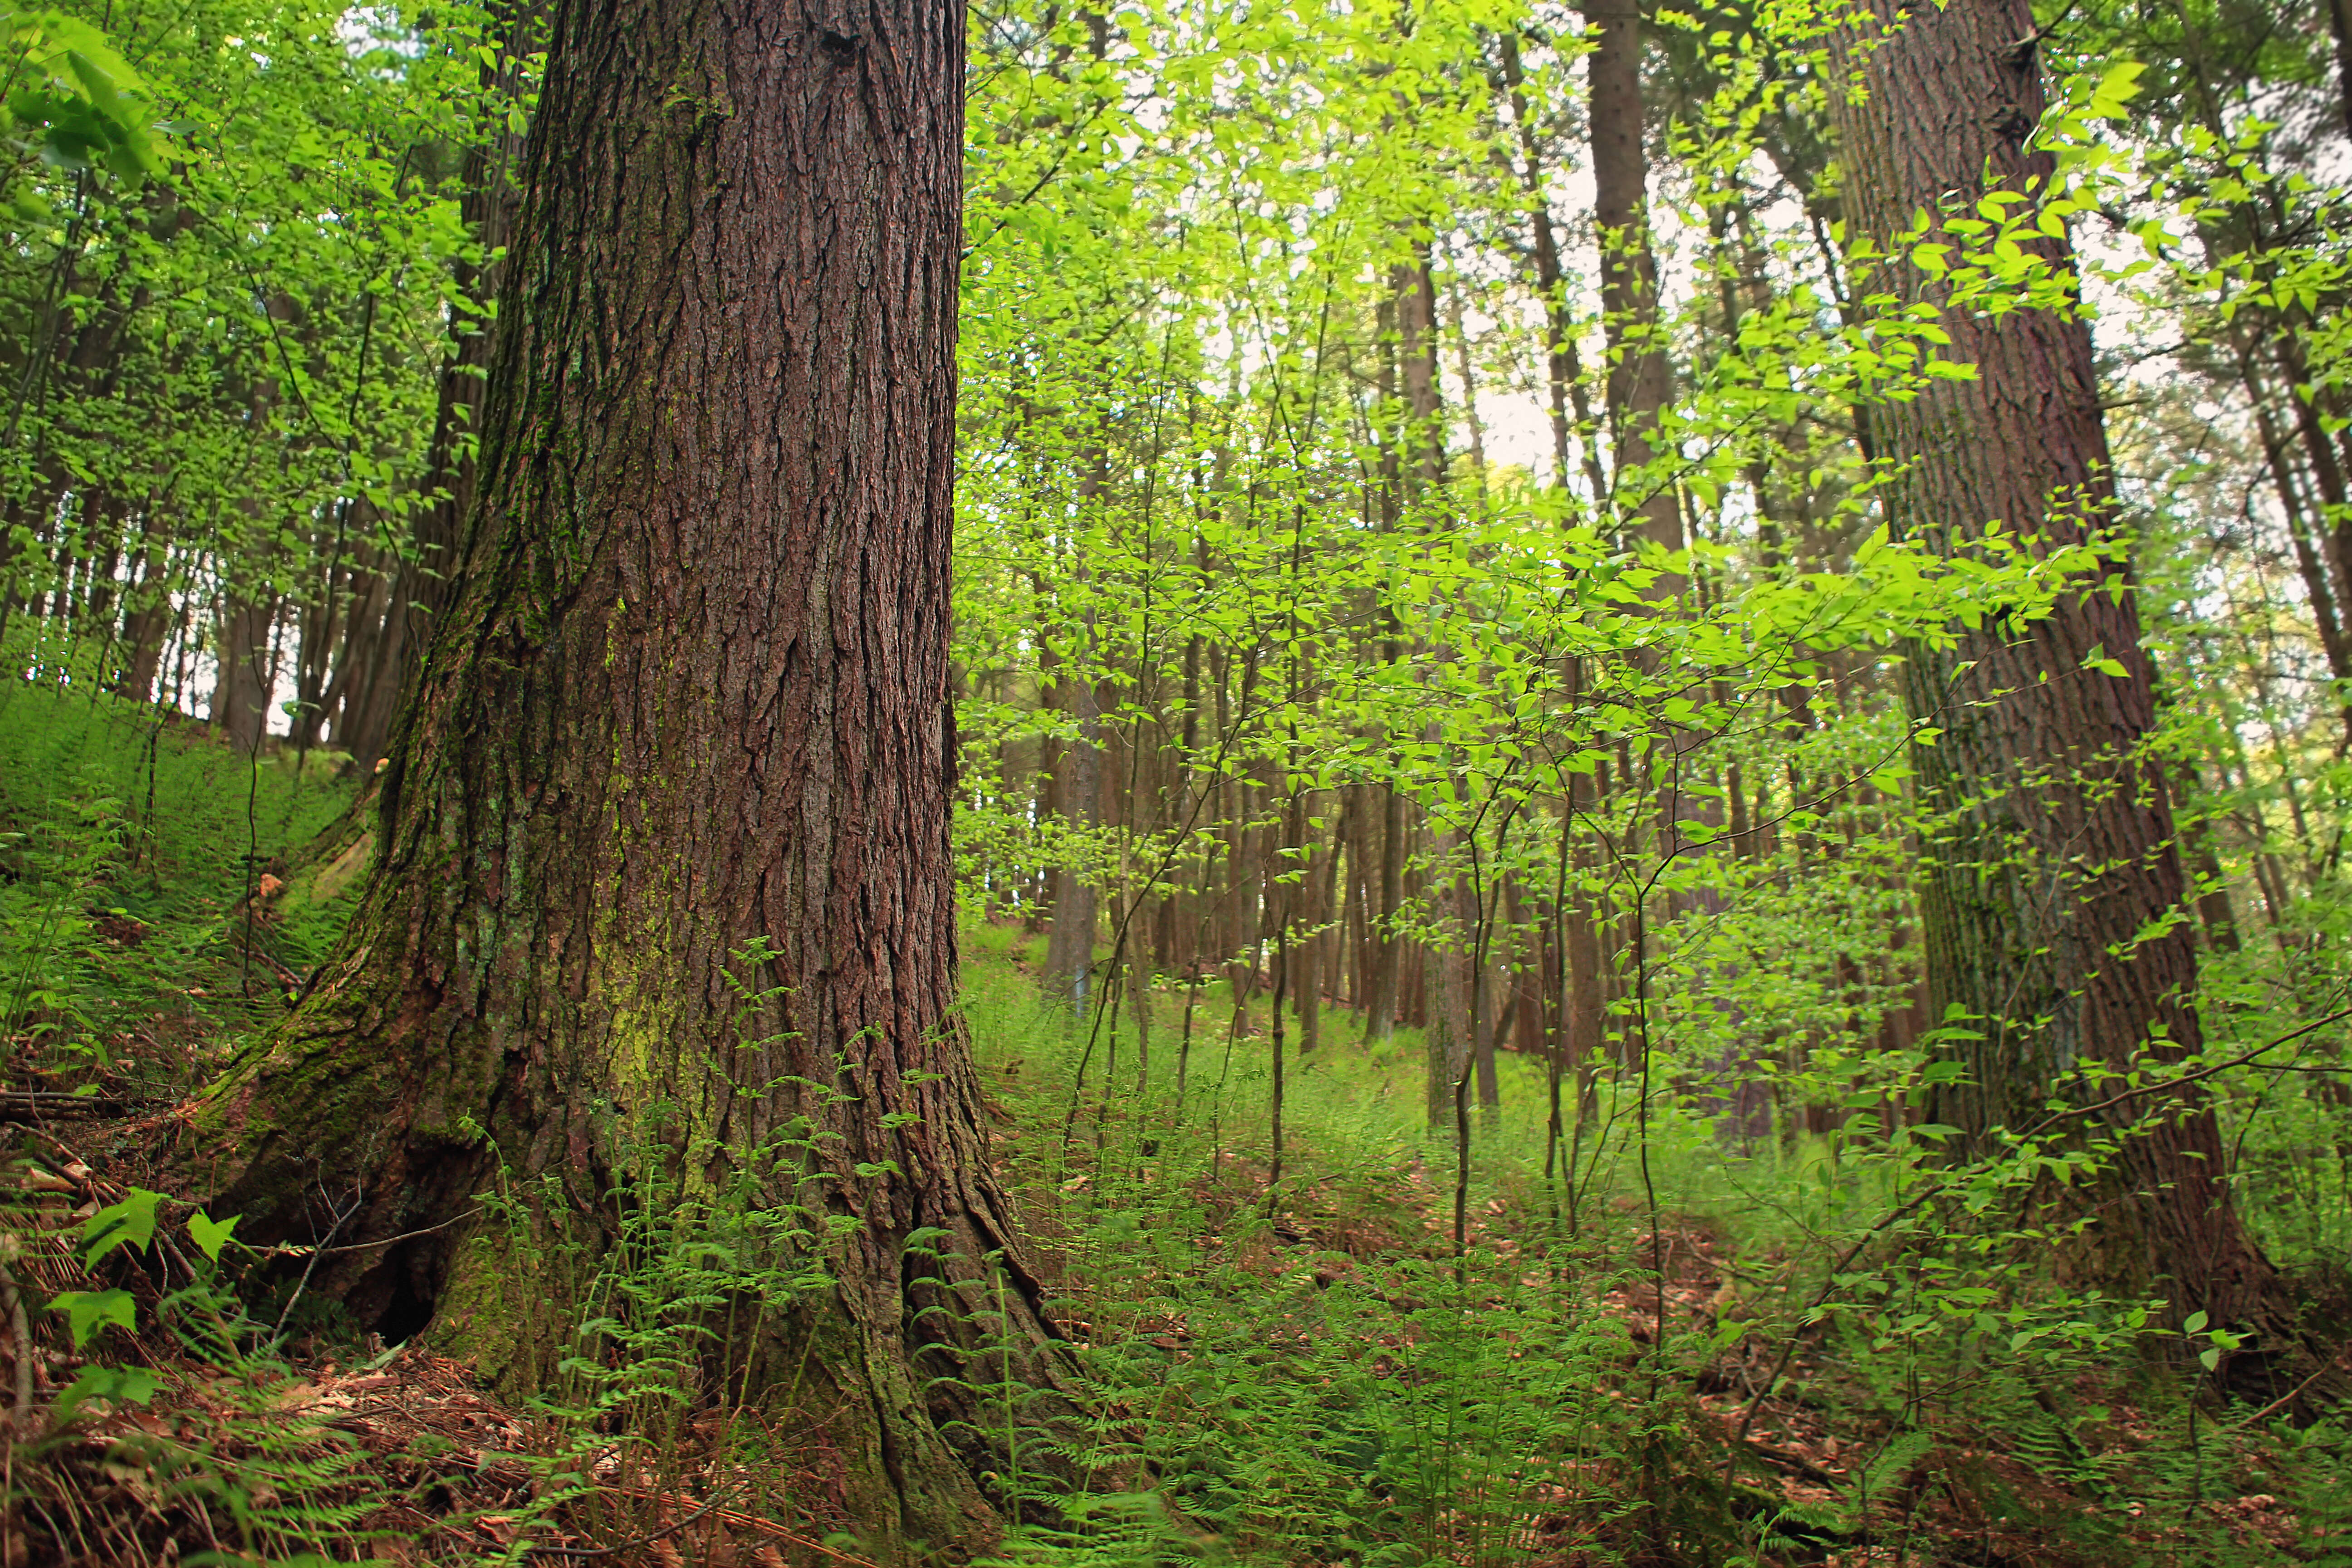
<box><xmin>0</xmin><ymin>10</ymin><xmax>159</xmax><ymax>220</ymax></box>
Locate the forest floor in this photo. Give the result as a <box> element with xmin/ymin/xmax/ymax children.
<box><xmin>2</xmin><ymin>687</ymin><xmax>2350</xmax><ymax>1566</ymax></box>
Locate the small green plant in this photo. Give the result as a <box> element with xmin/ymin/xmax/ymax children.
<box><xmin>0</xmin><ymin>762</ymin><xmax>126</xmax><ymax>1075</ymax></box>
<box><xmin>16</xmin><ymin>1185</ymin><xmax>392</xmax><ymax>1566</ymax></box>
<box><xmin>0</xmin><ymin>660</ymin><xmax>362</xmax><ymax>1099</ymax></box>
<box><xmin>452</xmin><ymin>943</ymin><xmax>880</xmax><ymax>1555</ymax></box>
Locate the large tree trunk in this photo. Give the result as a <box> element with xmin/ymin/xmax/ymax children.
<box><xmin>1829</xmin><ymin>0</ymin><xmax>2290</xmax><ymax>1350</ymax></box>
<box><xmin>195</xmin><ymin>0</ymin><xmax>1068</xmax><ymax>1550</ymax></box>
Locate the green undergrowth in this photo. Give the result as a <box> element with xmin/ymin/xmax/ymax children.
<box><xmin>953</xmin><ymin>956</ymin><xmax>2352</xmax><ymax>1568</ymax></box>
<box><xmin>0</xmin><ymin>635</ymin><xmax>359</xmax><ymax>1097</ymax></box>
<box><xmin>2</xmin><ymin>686</ymin><xmax>2350</xmax><ymax>1565</ymax></box>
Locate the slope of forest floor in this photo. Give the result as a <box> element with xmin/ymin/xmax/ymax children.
<box><xmin>2</xmin><ymin>685</ymin><xmax>2350</xmax><ymax>1566</ymax></box>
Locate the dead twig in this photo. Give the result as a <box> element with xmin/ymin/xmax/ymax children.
<box><xmin>0</xmin><ymin>1090</ymin><xmax>130</xmax><ymax>1120</ymax></box>
<box><xmin>271</xmin><ymin>1181</ymin><xmax>363</xmax><ymax>1345</ymax></box>
<box><xmin>256</xmin><ymin>1207</ymin><xmax>482</xmax><ymax>1259</ymax></box>
<box><xmin>522</xmin><ymin>1484</ymin><xmax>739</xmax><ymax>1559</ymax></box>
<box><xmin>2231</xmin><ymin>1336</ymin><xmax>2352</xmax><ymax>1430</ymax></box>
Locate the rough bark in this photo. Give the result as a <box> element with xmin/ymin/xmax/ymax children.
<box><xmin>1829</xmin><ymin>0</ymin><xmax>2292</xmax><ymax>1347</ymax></box>
<box><xmin>194</xmin><ymin>0</ymin><xmax>1069</xmax><ymax>1550</ymax></box>
<box><xmin>1584</xmin><ymin>0</ymin><xmax>1681</xmax><ymax>557</ymax></box>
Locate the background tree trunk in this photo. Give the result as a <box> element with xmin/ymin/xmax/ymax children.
<box><xmin>214</xmin><ymin>582</ymin><xmax>279</xmax><ymax>754</ymax></box>
<box><xmin>341</xmin><ymin>20</ymin><xmax>540</xmax><ymax>773</ymax></box>
<box><xmin>1584</xmin><ymin>0</ymin><xmax>1681</xmax><ymax>558</ymax></box>
<box><xmin>197</xmin><ymin>0</ymin><xmax>1068</xmax><ymax>1549</ymax></box>
<box><xmin>1043</xmin><ymin>587</ymin><xmax>1102</xmax><ymax>1010</ymax></box>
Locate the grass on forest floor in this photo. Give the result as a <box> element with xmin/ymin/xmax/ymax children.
<box><xmin>2</xmin><ymin>677</ymin><xmax>2350</xmax><ymax>1566</ymax></box>
<box><xmin>954</xmin><ymin>944</ymin><xmax>2352</xmax><ymax>1568</ymax></box>
<box><xmin>0</xmin><ymin>666</ymin><xmax>360</xmax><ymax>1106</ymax></box>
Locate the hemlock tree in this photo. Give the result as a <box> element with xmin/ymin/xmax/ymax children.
<box><xmin>196</xmin><ymin>0</ymin><xmax>1068</xmax><ymax>1545</ymax></box>
<box><xmin>1830</xmin><ymin>0</ymin><xmax>2292</xmax><ymax>1345</ymax></box>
